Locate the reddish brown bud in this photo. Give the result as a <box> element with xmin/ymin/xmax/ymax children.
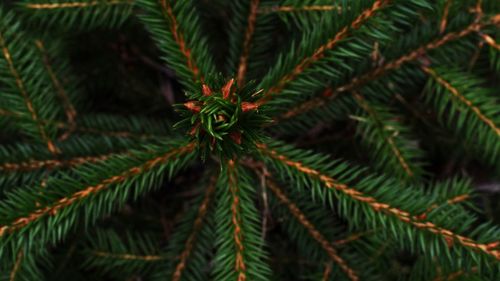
<box><xmin>202</xmin><ymin>84</ymin><xmax>212</xmax><ymax>96</ymax></box>
<box><xmin>241</xmin><ymin>102</ymin><xmax>259</xmax><ymax>112</ymax></box>
<box><xmin>184</xmin><ymin>101</ymin><xmax>201</xmax><ymax>113</ymax></box>
<box><xmin>222</xmin><ymin>78</ymin><xmax>235</xmax><ymax>100</ymax></box>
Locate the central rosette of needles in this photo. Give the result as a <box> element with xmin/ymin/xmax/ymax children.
<box><xmin>176</xmin><ymin>77</ymin><xmax>267</xmax><ymax>157</ymax></box>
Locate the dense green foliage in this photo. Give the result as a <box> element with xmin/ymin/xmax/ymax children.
<box><xmin>0</xmin><ymin>0</ymin><xmax>499</xmax><ymax>280</ymax></box>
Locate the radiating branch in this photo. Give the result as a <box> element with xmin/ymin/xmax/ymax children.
<box><xmin>24</xmin><ymin>0</ymin><xmax>133</xmax><ymax>10</ymax></box>
<box><xmin>227</xmin><ymin>159</ymin><xmax>247</xmax><ymax>281</ymax></box>
<box><xmin>276</xmin><ymin>19</ymin><xmax>488</xmax><ymax>122</ymax></box>
<box><xmin>352</xmin><ymin>92</ymin><xmax>414</xmax><ymax>177</ymax></box>
<box><xmin>258</xmin><ymin>5</ymin><xmax>341</xmax><ymax>14</ymax></box>
<box><xmin>0</xmin><ymin>142</ymin><xmax>196</xmax><ymax>237</ymax></box>
<box><xmin>0</xmin><ymin>33</ymin><xmax>59</xmax><ymax>154</ymax></box>
<box><xmin>421</xmin><ymin>66</ymin><xmax>500</xmax><ymax>137</ymax></box>
<box><xmin>35</xmin><ymin>40</ymin><xmax>77</xmax><ymax>140</ymax></box>
<box><xmin>0</xmin><ymin>153</ymin><xmax>117</xmax><ymax>172</ymax></box>
<box><xmin>266</xmin><ymin>178</ymin><xmax>359</xmax><ymax>281</ymax></box>
<box><xmin>0</xmin><ymin>108</ymin><xmax>163</xmax><ymax>139</ymax></box>
<box><xmin>256</xmin><ymin>0</ymin><xmax>389</xmax><ymax>107</ymax></box>
<box><xmin>93</xmin><ymin>251</ymin><xmax>166</xmax><ymax>261</ymax></box>
<box><xmin>236</xmin><ymin>0</ymin><xmax>260</xmax><ymax>86</ymax></box>
<box><xmin>159</xmin><ymin>0</ymin><xmax>200</xmax><ymax>81</ymax></box>
<box><xmin>257</xmin><ymin>143</ymin><xmax>500</xmax><ymax>261</ymax></box>
<box><xmin>172</xmin><ymin>174</ymin><xmax>217</xmax><ymax>281</ymax></box>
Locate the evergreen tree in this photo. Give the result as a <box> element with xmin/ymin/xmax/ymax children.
<box><xmin>0</xmin><ymin>0</ymin><xmax>499</xmax><ymax>280</ymax></box>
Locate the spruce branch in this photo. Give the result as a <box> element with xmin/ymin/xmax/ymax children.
<box><xmin>227</xmin><ymin>160</ymin><xmax>246</xmax><ymax>280</ymax></box>
<box><xmin>0</xmin><ymin>153</ymin><xmax>116</xmax><ymax>172</ymax></box>
<box><xmin>82</xmin><ymin>229</ymin><xmax>168</xmax><ymax>276</ymax></box>
<box><xmin>157</xmin><ymin>0</ymin><xmax>200</xmax><ymax>80</ymax></box>
<box><xmin>258</xmin><ymin>5</ymin><xmax>340</xmax><ymax>14</ymax></box>
<box><xmin>266</xmin><ymin>178</ymin><xmax>359</xmax><ymax>281</ymax></box>
<box><xmin>170</xmin><ymin>174</ymin><xmax>216</xmax><ymax>281</ymax></box>
<box><xmin>137</xmin><ymin>0</ymin><xmax>216</xmax><ymax>92</ymax></box>
<box><xmin>244</xmin><ymin>158</ymin><xmax>379</xmax><ymax>280</ymax></box>
<box><xmin>421</xmin><ymin>66</ymin><xmax>500</xmax><ymax>166</ymax></box>
<box><xmin>0</xmin><ymin>109</ymin><xmax>171</xmax><ymax>140</ymax></box>
<box><xmin>256</xmin><ymin>0</ymin><xmax>390</xmax><ymax>108</ymax></box>
<box><xmin>0</xmin><ymin>247</ymin><xmax>48</xmax><ymax>281</ymax></box>
<box><xmin>212</xmin><ymin>159</ymin><xmax>271</xmax><ymax>281</ymax></box>
<box><xmin>236</xmin><ymin>0</ymin><xmax>260</xmax><ymax>86</ymax></box>
<box><xmin>0</xmin><ymin>141</ymin><xmax>196</xmax><ymax>248</ymax></box>
<box><xmin>92</xmin><ymin>251</ymin><xmax>165</xmax><ymax>261</ymax></box>
<box><xmin>22</xmin><ymin>0</ymin><xmax>133</xmax><ymax>9</ymax></box>
<box><xmin>226</xmin><ymin>0</ymin><xmax>279</xmax><ymax>83</ymax></box>
<box><xmin>0</xmin><ymin>28</ymin><xmax>59</xmax><ymax>154</ymax></box>
<box><xmin>421</xmin><ymin>66</ymin><xmax>499</xmax><ymax>137</ymax></box>
<box><xmin>256</xmin><ymin>142</ymin><xmax>500</xmax><ymax>262</ymax></box>
<box><xmin>277</xmin><ymin>18</ymin><xmax>492</xmax><ymax>122</ymax></box>
<box><xmin>34</xmin><ymin>39</ymin><xmax>77</xmax><ymax>138</ymax></box>
<box><xmin>351</xmin><ymin>91</ymin><xmax>423</xmax><ymax>179</ymax></box>
<box><xmin>18</xmin><ymin>0</ymin><xmax>135</xmax><ymax>29</ymax></box>
<box><xmin>257</xmin><ymin>0</ymin><xmax>347</xmax><ymax>31</ymax></box>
